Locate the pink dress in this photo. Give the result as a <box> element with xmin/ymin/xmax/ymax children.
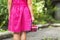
<box><xmin>8</xmin><ymin>0</ymin><xmax>32</xmax><ymax>32</ymax></box>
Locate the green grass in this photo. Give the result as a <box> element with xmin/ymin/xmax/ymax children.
<box><xmin>0</xmin><ymin>29</ymin><xmax>8</xmax><ymax>32</ymax></box>
<box><xmin>42</xmin><ymin>37</ymin><xmax>58</xmax><ymax>40</ymax></box>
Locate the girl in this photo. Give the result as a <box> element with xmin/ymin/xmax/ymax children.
<box><xmin>8</xmin><ymin>0</ymin><xmax>34</xmax><ymax>40</ymax></box>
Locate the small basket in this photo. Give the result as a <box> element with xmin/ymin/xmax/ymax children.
<box><xmin>31</xmin><ymin>24</ymin><xmax>38</xmax><ymax>32</ymax></box>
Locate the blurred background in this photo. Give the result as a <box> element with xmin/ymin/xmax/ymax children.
<box><xmin>0</xmin><ymin>0</ymin><xmax>60</xmax><ymax>31</ymax></box>
<box><xmin>0</xmin><ymin>0</ymin><xmax>60</xmax><ymax>40</ymax></box>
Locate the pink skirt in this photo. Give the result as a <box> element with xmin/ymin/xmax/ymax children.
<box><xmin>8</xmin><ymin>5</ymin><xmax>32</xmax><ymax>33</ymax></box>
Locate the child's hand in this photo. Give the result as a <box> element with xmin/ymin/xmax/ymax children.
<box><xmin>32</xmin><ymin>16</ymin><xmax>34</xmax><ymax>22</ymax></box>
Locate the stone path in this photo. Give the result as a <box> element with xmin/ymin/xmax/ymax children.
<box><xmin>3</xmin><ymin>27</ymin><xmax>60</xmax><ymax>40</ymax></box>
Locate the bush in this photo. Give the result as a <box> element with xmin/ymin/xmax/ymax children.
<box><xmin>0</xmin><ymin>0</ymin><xmax>8</xmax><ymax>30</ymax></box>
<box><xmin>33</xmin><ymin>0</ymin><xmax>46</xmax><ymax>24</ymax></box>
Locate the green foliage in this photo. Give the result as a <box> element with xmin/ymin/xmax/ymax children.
<box><xmin>33</xmin><ymin>0</ymin><xmax>46</xmax><ymax>24</ymax></box>
<box><xmin>33</xmin><ymin>0</ymin><xmax>58</xmax><ymax>24</ymax></box>
<box><xmin>0</xmin><ymin>0</ymin><xmax>8</xmax><ymax>30</ymax></box>
<box><xmin>42</xmin><ymin>37</ymin><xmax>58</xmax><ymax>40</ymax></box>
<box><xmin>44</xmin><ymin>0</ymin><xmax>58</xmax><ymax>23</ymax></box>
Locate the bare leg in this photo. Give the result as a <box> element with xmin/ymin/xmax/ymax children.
<box><xmin>13</xmin><ymin>32</ymin><xmax>21</xmax><ymax>40</ymax></box>
<box><xmin>21</xmin><ymin>32</ymin><xmax>27</xmax><ymax>40</ymax></box>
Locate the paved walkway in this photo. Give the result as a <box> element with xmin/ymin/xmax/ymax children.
<box><xmin>3</xmin><ymin>27</ymin><xmax>60</xmax><ymax>40</ymax></box>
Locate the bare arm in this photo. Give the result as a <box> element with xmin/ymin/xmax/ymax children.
<box><xmin>27</xmin><ymin>0</ymin><xmax>34</xmax><ymax>21</ymax></box>
<box><xmin>8</xmin><ymin>0</ymin><xmax>12</xmax><ymax>14</ymax></box>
